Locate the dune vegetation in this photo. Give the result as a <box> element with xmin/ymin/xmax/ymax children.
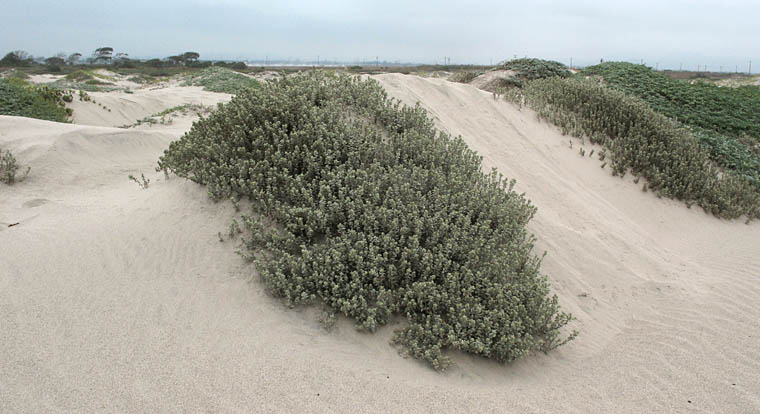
<box><xmin>582</xmin><ymin>62</ymin><xmax>760</xmax><ymax>190</ymax></box>
<box><xmin>491</xmin><ymin>59</ymin><xmax>759</xmax><ymax>220</ymax></box>
<box><xmin>181</xmin><ymin>66</ymin><xmax>260</xmax><ymax>94</ymax></box>
<box><xmin>500</xmin><ymin>58</ymin><xmax>570</xmax><ymax>81</ymax></box>
<box><xmin>0</xmin><ymin>77</ymin><xmax>72</xmax><ymax>122</ymax></box>
<box><xmin>158</xmin><ymin>71</ymin><xmax>576</xmax><ymax>370</ymax></box>
<box><xmin>515</xmin><ymin>77</ymin><xmax>759</xmax><ymax>220</ymax></box>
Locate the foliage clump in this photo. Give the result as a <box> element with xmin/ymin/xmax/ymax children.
<box><xmin>499</xmin><ymin>58</ymin><xmax>570</xmax><ymax>81</ymax></box>
<box><xmin>0</xmin><ymin>78</ymin><xmax>72</xmax><ymax>122</ymax></box>
<box><xmin>583</xmin><ymin>62</ymin><xmax>760</xmax><ymax>141</ymax></box>
<box><xmin>181</xmin><ymin>67</ymin><xmax>260</xmax><ymax>94</ymax></box>
<box><xmin>582</xmin><ymin>62</ymin><xmax>760</xmax><ymax>188</ymax></box>
<box><xmin>449</xmin><ymin>70</ymin><xmax>484</xmax><ymax>84</ymax></box>
<box><xmin>512</xmin><ymin>77</ymin><xmax>759</xmax><ymax>219</ymax></box>
<box><xmin>158</xmin><ymin>72</ymin><xmax>575</xmax><ymax>370</ymax></box>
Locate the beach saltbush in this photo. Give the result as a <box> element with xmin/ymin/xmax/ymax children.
<box><xmin>158</xmin><ymin>71</ymin><xmax>575</xmax><ymax>370</ymax></box>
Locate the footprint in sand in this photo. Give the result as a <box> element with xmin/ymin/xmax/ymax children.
<box><xmin>22</xmin><ymin>198</ymin><xmax>49</xmax><ymax>208</ymax></box>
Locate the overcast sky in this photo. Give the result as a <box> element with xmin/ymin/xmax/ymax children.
<box><xmin>2</xmin><ymin>0</ymin><xmax>757</xmax><ymax>70</ymax></box>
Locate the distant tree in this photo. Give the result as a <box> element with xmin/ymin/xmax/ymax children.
<box><xmin>44</xmin><ymin>57</ymin><xmax>65</xmax><ymax>66</ymax></box>
<box><xmin>93</xmin><ymin>47</ymin><xmax>114</xmax><ymax>64</ymax></box>
<box><xmin>168</xmin><ymin>55</ymin><xmax>184</xmax><ymax>65</ymax></box>
<box><xmin>67</xmin><ymin>53</ymin><xmax>82</xmax><ymax>65</ymax></box>
<box><xmin>182</xmin><ymin>51</ymin><xmax>200</xmax><ymax>63</ymax></box>
<box><xmin>0</xmin><ymin>50</ymin><xmax>31</xmax><ymax>66</ymax></box>
<box><xmin>114</xmin><ymin>52</ymin><xmax>129</xmax><ymax>62</ymax></box>
<box><xmin>146</xmin><ymin>58</ymin><xmax>164</xmax><ymax>68</ymax></box>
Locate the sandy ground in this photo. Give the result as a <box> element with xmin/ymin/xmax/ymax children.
<box><xmin>1</xmin><ymin>75</ymin><xmax>759</xmax><ymax>412</ymax></box>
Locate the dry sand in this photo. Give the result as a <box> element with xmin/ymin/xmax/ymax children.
<box><xmin>1</xmin><ymin>75</ymin><xmax>759</xmax><ymax>412</ymax></box>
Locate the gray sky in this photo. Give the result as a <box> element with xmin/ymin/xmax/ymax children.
<box><xmin>2</xmin><ymin>0</ymin><xmax>758</xmax><ymax>70</ymax></box>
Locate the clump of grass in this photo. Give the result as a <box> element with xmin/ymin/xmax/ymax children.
<box><xmin>181</xmin><ymin>67</ymin><xmax>260</xmax><ymax>94</ymax></box>
<box><xmin>128</xmin><ymin>173</ymin><xmax>150</xmax><ymax>189</ymax></box>
<box><xmin>0</xmin><ymin>78</ymin><xmax>72</xmax><ymax>122</ymax></box>
<box><xmin>158</xmin><ymin>72</ymin><xmax>576</xmax><ymax>370</ymax></box>
<box><xmin>510</xmin><ymin>76</ymin><xmax>759</xmax><ymax>220</ymax></box>
<box><xmin>0</xmin><ymin>147</ymin><xmax>29</xmax><ymax>184</ymax></box>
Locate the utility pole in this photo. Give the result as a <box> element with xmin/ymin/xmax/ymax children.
<box><xmin>570</xmin><ymin>57</ymin><xmax>573</xmax><ymax>69</ymax></box>
<box><xmin>679</xmin><ymin>62</ymin><xmax>682</xmax><ymax>71</ymax></box>
<box><xmin>750</xmin><ymin>60</ymin><xmax>752</xmax><ymax>74</ymax></box>
<box><xmin>655</xmin><ymin>62</ymin><xmax>659</xmax><ymax>71</ymax></box>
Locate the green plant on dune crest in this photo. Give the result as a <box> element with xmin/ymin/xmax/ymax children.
<box><xmin>583</xmin><ymin>62</ymin><xmax>760</xmax><ymax>141</ymax></box>
<box><xmin>158</xmin><ymin>71</ymin><xmax>575</xmax><ymax>370</ymax></box>
<box><xmin>181</xmin><ymin>66</ymin><xmax>260</xmax><ymax>94</ymax></box>
<box><xmin>500</xmin><ymin>58</ymin><xmax>570</xmax><ymax>81</ymax></box>
<box><xmin>510</xmin><ymin>76</ymin><xmax>759</xmax><ymax>220</ymax></box>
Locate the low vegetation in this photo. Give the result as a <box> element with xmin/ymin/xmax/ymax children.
<box><xmin>158</xmin><ymin>72</ymin><xmax>575</xmax><ymax>370</ymax></box>
<box><xmin>181</xmin><ymin>66</ymin><xmax>260</xmax><ymax>93</ymax></box>
<box><xmin>0</xmin><ymin>78</ymin><xmax>72</xmax><ymax>122</ymax></box>
<box><xmin>581</xmin><ymin>63</ymin><xmax>760</xmax><ymax>191</ymax></box>
<box><xmin>449</xmin><ymin>70</ymin><xmax>483</xmax><ymax>83</ymax></box>
<box><xmin>500</xmin><ymin>58</ymin><xmax>570</xmax><ymax>81</ymax></box>
<box><xmin>507</xmin><ymin>77</ymin><xmax>759</xmax><ymax>219</ymax></box>
<box><xmin>583</xmin><ymin>63</ymin><xmax>760</xmax><ymax>141</ymax></box>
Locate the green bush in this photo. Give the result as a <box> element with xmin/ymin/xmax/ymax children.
<box><xmin>181</xmin><ymin>66</ymin><xmax>259</xmax><ymax>94</ymax></box>
<box><xmin>514</xmin><ymin>77</ymin><xmax>759</xmax><ymax>220</ymax></box>
<box><xmin>0</xmin><ymin>78</ymin><xmax>71</xmax><ymax>122</ymax></box>
<box><xmin>500</xmin><ymin>58</ymin><xmax>570</xmax><ymax>81</ymax></box>
<box><xmin>158</xmin><ymin>72</ymin><xmax>575</xmax><ymax>370</ymax></box>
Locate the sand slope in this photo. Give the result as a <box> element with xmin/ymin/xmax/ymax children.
<box><xmin>67</xmin><ymin>86</ymin><xmax>230</xmax><ymax>128</ymax></box>
<box><xmin>1</xmin><ymin>77</ymin><xmax>759</xmax><ymax>413</ymax></box>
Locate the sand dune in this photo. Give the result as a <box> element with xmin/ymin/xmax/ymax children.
<box><xmin>1</xmin><ymin>76</ymin><xmax>758</xmax><ymax>412</ymax></box>
<box><xmin>67</xmin><ymin>86</ymin><xmax>230</xmax><ymax>128</ymax></box>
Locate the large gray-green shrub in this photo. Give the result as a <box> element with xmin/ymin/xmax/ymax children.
<box><xmin>158</xmin><ymin>72</ymin><xmax>575</xmax><ymax>369</ymax></box>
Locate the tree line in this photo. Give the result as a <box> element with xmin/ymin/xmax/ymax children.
<box><xmin>0</xmin><ymin>48</ymin><xmax>211</xmax><ymax>69</ymax></box>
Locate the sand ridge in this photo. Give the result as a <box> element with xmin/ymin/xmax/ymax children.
<box><xmin>1</xmin><ymin>77</ymin><xmax>759</xmax><ymax>412</ymax></box>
